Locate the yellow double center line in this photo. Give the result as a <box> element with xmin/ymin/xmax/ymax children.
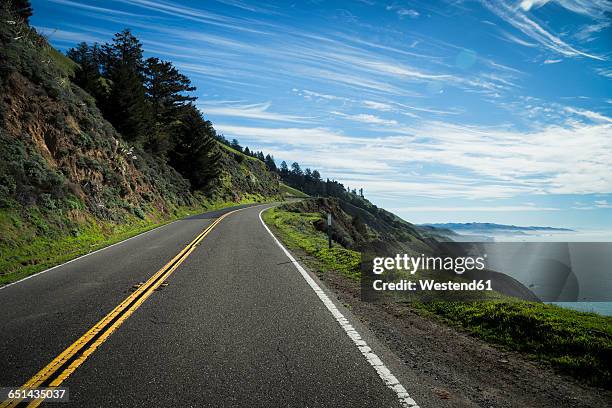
<box><xmin>2</xmin><ymin>208</ymin><xmax>242</xmax><ymax>408</ymax></box>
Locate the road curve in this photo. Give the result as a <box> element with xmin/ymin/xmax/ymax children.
<box><xmin>0</xmin><ymin>204</ymin><xmax>418</xmax><ymax>407</ymax></box>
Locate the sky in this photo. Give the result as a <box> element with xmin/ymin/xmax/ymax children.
<box><xmin>32</xmin><ymin>0</ymin><xmax>612</xmax><ymax>230</ymax></box>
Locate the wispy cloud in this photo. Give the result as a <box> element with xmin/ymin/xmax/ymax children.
<box><xmin>49</xmin><ymin>0</ymin><xmax>147</xmax><ymax>17</ymax></box>
<box><xmin>296</xmin><ymin>89</ymin><xmax>352</xmax><ymax>102</ymax></box>
<box><xmin>36</xmin><ymin>26</ymin><xmax>109</xmax><ymax>44</ymax></box>
<box><xmin>575</xmin><ymin>21</ymin><xmax>610</xmax><ymax>42</ymax></box>
<box><xmin>363</xmin><ymin>101</ymin><xmax>394</xmax><ymax>112</ymax></box>
<box><xmin>564</xmin><ymin>107</ymin><xmax>612</xmax><ymax>123</ymax></box>
<box><xmin>595</xmin><ymin>199</ymin><xmax>612</xmax><ymax>208</ymax></box>
<box><xmin>483</xmin><ymin>1</ymin><xmax>605</xmax><ymax>60</ymax></box>
<box><xmin>114</xmin><ymin>0</ymin><xmax>274</xmax><ymax>33</ymax></box>
<box><xmin>596</xmin><ymin>68</ymin><xmax>612</xmax><ymax>78</ymax></box>
<box><xmin>332</xmin><ymin>111</ymin><xmax>398</xmax><ymax>126</ymax></box>
<box><xmin>200</xmin><ymin>101</ymin><xmax>310</xmax><ymax>123</ymax></box>
<box><xmin>386</xmin><ymin>5</ymin><xmax>420</xmax><ymax>19</ymax></box>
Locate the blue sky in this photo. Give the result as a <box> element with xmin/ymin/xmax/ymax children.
<box><xmin>32</xmin><ymin>0</ymin><xmax>612</xmax><ymax>230</ymax></box>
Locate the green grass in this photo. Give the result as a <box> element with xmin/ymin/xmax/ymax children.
<box><xmin>0</xmin><ymin>194</ymin><xmax>272</xmax><ymax>286</ymax></box>
<box><xmin>44</xmin><ymin>46</ymin><xmax>77</xmax><ymax>78</ymax></box>
<box><xmin>262</xmin><ymin>206</ymin><xmax>360</xmax><ymax>280</ymax></box>
<box><xmin>418</xmin><ymin>301</ymin><xmax>611</xmax><ymax>388</ymax></box>
<box><xmin>218</xmin><ymin>142</ymin><xmax>262</xmax><ymax>162</ymax></box>
<box><xmin>279</xmin><ymin>183</ymin><xmax>309</xmax><ymax>198</ymax></box>
<box><xmin>262</xmin><ymin>205</ymin><xmax>612</xmax><ymax>389</ymax></box>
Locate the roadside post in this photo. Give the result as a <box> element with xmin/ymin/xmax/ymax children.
<box><xmin>327</xmin><ymin>213</ymin><xmax>332</xmax><ymax>249</ymax></box>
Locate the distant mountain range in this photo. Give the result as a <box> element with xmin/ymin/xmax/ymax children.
<box><xmin>422</xmin><ymin>223</ymin><xmax>573</xmax><ymax>233</ymax></box>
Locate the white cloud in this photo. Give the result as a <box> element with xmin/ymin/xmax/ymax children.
<box><xmin>215</xmin><ymin>118</ymin><xmax>612</xmax><ymax>199</ymax></box>
<box><xmin>550</xmin><ymin>0</ymin><xmax>612</xmax><ymax>19</ymax></box>
<box><xmin>596</xmin><ymin>68</ymin><xmax>612</xmax><ymax>78</ymax></box>
<box><xmin>201</xmin><ymin>102</ymin><xmax>310</xmax><ymax>122</ymax></box>
<box><xmin>48</xmin><ymin>0</ymin><xmax>146</xmax><ymax>17</ymax></box>
<box><xmin>297</xmin><ymin>89</ymin><xmax>352</xmax><ymax>102</ymax></box>
<box><xmin>543</xmin><ymin>59</ymin><xmax>562</xmax><ymax>64</ymax></box>
<box><xmin>386</xmin><ymin>5</ymin><xmax>420</xmax><ymax>18</ymax></box>
<box><xmin>575</xmin><ymin>21</ymin><xmax>610</xmax><ymax>41</ymax></box>
<box><xmin>482</xmin><ymin>1</ymin><xmax>605</xmax><ymax>60</ymax></box>
<box><xmin>332</xmin><ymin>112</ymin><xmax>398</xmax><ymax>126</ymax></box>
<box><xmin>564</xmin><ymin>107</ymin><xmax>612</xmax><ymax>123</ymax></box>
<box><xmin>595</xmin><ymin>200</ymin><xmax>612</xmax><ymax>208</ymax></box>
<box><xmin>363</xmin><ymin>101</ymin><xmax>394</xmax><ymax>112</ymax></box>
<box><xmin>519</xmin><ymin>0</ymin><xmax>550</xmax><ymax>12</ymax></box>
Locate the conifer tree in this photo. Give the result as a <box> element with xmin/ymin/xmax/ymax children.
<box><xmin>169</xmin><ymin>105</ymin><xmax>221</xmax><ymax>188</ymax></box>
<box><xmin>101</xmin><ymin>29</ymin><xmax>149</xmax><ymax>143</ymax></box>
<box><xmin>66</xmin><ymin>42</ymin><xmax>106</xmax><ymax>101</ymax></box>
<box><xmin>264</xmin><ymin>154</ymin><xmax>276</xmax><ymax>171</ymax></box>
<box><xmin>143</xmin><ymin>57</ymin><xmax>196</xmax><ymax>155</ymax></box>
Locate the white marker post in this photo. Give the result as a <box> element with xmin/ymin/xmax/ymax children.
<box><xmin>327</xmin><ymin>213</ymin><xmax>332</xmax><ymax>249</ymax></box>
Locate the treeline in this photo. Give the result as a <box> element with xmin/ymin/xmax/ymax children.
<box><xmin>224</xmin><ymin>138</ymin><xmax>365</xmax><ymax>201</ymax></box>
<box><xmin>278</xmin><ymin>160</ymin><xmax>364</xmax><ymax>200</ymax></box>
<box><xmin>65</xmin><ymin>29</ymin><xmax>220</xmax><ymax>189</ymax></box>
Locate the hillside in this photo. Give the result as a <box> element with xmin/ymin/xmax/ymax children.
<box><xmin>0</xmin><ymin>12</ymin><xmax>279</xmax><ymax>283</ymax></box>
<box><xmin>284</xmin><ymin>197</ymin><xmax>434</xmax><ymax>255</ymax></box>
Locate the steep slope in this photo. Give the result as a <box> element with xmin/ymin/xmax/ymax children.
<box><xmin>0</xmin><ymin>14</ymin><xmax>279</xmax><ymax>283</ymax></box>
<box><xmin>285</xmin><ymin>197</ymin><xmax>434</xmax><ymax>255</ymax></box>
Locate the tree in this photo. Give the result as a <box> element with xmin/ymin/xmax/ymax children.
<box><xmin>291</xmin><ymin>162</ymin><xmax>302</xmax><ymax>176</ymax></box>
<box><xmin>244</xmin><ymin>147</ymin><xmax>251</xmax><ymax>156</ymax></box>
<box><xmin>169</xmin><ymin>105</ymin><xmax>221</xmax><ymax>189</ymax></box>
<box><xmin>144</xmin><ymin>57</ymin><xmax>195</xmax><ymax>123</ymax></box>
<box><xmin>230</xmin><ymin>139</ymin><xmax>242</xmax><ymax>152</ymax></box>
<box><xmin>67</xmin><ymin>42</ymin><xmax>106</xmax><ymax>101</ymax></box>
<box><xmin>264</xmin><ymin>154</ymin><xmax>276</xmax><ymax>171</ymax></box>
<box><xmin>143</xmin><ymin>57</ymin><xmax>196</xmax><ymax>155</ymax></box>
<box><xmin>279</xmin><ymin>161</ymin><xmax>289</xmax><ymax>175</ymax></box>
<box><xmin>101</xmin><ymin>29</ymin><xmax>149</xmax><ymax>143</ymax></box>
<box><xmin>9</xmin><ymin>0</ymin><xmax>32</xmax><ymax>23</ymax></box>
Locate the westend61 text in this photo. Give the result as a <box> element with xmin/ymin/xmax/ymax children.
<box><xmin>372</xmin><ymin>279</ymin><xmax>493</xmax><ymax>292</ymax></box>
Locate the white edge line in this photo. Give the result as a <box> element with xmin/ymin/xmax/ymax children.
<box><xmin>258</xmin><ymin>208</ymin><xmax>419</xmax><ymax>408</ymax></box>
<box><xmin>0</xmin><ymin>219</ymin><xmax>180</xmax><ymax>291</ymax></box>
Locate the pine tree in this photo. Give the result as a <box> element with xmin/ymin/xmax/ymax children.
<box><xmin>291</xmin><ymin>162</ymin><xmax>302</xmax><ymax>176</ymax></box>
<box><xmin>169</xmin><ymin>105</ymin><xmax>221</xmax><ymax>188</ymax></box>
<box><xmin>143</xmin><ymin>57</ymin><xmax>196</xmax><ymax>155</ymax></box>
<box><xmin>280</xmin><ymin>161</ymin><xmax>289</xmax><ymax>175</ymax></box>
<box><xmin>101</xmin><ymin>29</ymin><xmax>150</xmax><ymax>143</ymax></box>
<box><xmin>230</xmin><ymin>139</ymin><xmax>242</xmax><ymax>152</ymax></box>
<box><xmin>264</xmin><ymin>154</ymin><xmax>276</xmax><ymax>171</ymax></box>
<box><xmin>67</xmin><ymin>42</ymin><xmax>106</xmax><ymax>101</ymax></box>
<box><xmin>312</xmin><ymin>170</ymin><xmax>321</xmax><ymax>182</ymax></box>
<box><xmin>144</xmin><ymin>57</ymin><xmax>195</xmax><ymax>123</ymax></box>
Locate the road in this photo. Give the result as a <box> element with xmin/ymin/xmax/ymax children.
<box><xmin>0</xmin><ymin>204</ymin><xmax>422</xmax><ymax>407</ymax></box>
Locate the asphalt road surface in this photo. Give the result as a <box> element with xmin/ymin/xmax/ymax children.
<box><xmin>0</xmin><ymin>204</ymin><xmax>424</xmax><ymax>407</ymax></box>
